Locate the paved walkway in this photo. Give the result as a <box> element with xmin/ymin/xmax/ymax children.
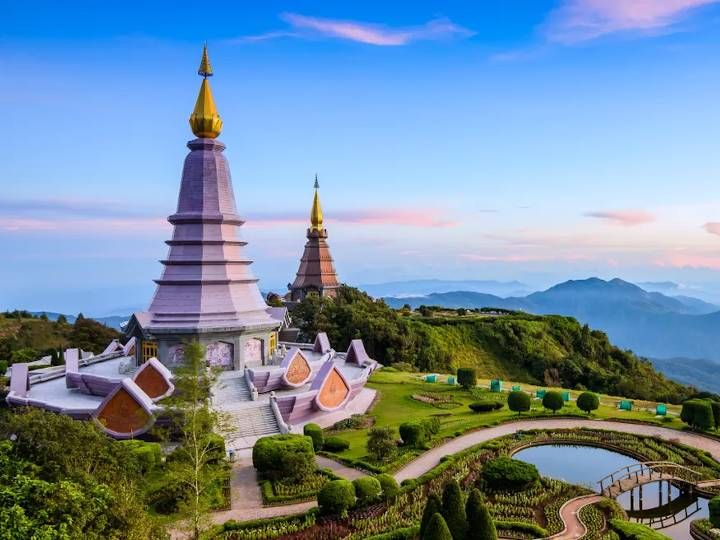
<box><xmin>548</xmin><ymin>495</ymin><xmax>604</xmax><ymax>539</ymax></box>
<box><xmin>212</xmin><ymin>418</ymin><xmax>720</xmax><ymax>532</ymax></box>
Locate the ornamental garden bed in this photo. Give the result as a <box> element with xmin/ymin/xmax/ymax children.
<box><xmin>260</xmin><ymin>469</ymin><xmax>341</xmax><ymax>506</ymax></box>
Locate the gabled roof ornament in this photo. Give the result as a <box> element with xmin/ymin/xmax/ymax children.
<box><xmin>189</xmin><ymin>44</ymin><xmax>223</xmax><ymax>138</ymax></box>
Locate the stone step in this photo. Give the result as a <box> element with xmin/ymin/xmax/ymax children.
<box><xmin>222</xmin><ymin>404</ymin><xmax>279</xmax><ymax>438</ymax></box>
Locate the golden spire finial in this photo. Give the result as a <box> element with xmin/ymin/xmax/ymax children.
<box><xmin>310</xmin><ymin>174</ymin><xmax>324</xmax><ymax>231</ymax></box>
<box><xmin>189</xmin><ymin>44</ymin><xmax>223</xmax><ymax>138</ymax></box>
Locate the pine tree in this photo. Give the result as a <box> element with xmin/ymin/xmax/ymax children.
<box><xmin>465</xmin><ymin>489</ymin><xmax>496</xmax><ymax>540</ymax></box>
<box><xmin>441</xmin><ymin>480</ymin><xmax>467</xmax><ymax>540</ymax></box>
<box><xmin>424</xmin><ymin>513</ymin><xmax>453</xmax><ymax>540</ymax></box>
<box><xmin>420</xmin><ymin>493</ymin><xmax>442</xmax><ymax>538</ymax></box>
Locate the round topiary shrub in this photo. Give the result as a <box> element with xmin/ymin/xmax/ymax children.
<box><xmin>425</xmin><ymin>513</ymin><xmax>453</xmax><ymax>540</ymax></box>
<box><xmin>377</xmin><ymin>473</ymin><xmax>400</xmax><ymax>501</ymax></box>
<box><xmin>303</xmin><ymin>423</ymin><xmax>324</xmax><ymax>452</ymax></box>
<box><xmin>577</xmin><ymin>392</ymin><xmax>600</xmax><ymax>415</ymax></box>
<box><xmin>710</xmin><ymin>496</ymin><xmax>720</xmax><ymax>527</ymax></box>
<box><xmin>507</xmin><ymin>390</ymin><xmax>531</xmax><ymax>415</ymax></box>
<box><xmin>399</xmin><ymin>421</ymin><xmax>426</xmax><ymax>447</ymax></box>
<box><xmin>318</xmin><ymin>479</ymin><xmax>356</xmax><ymax>516</ymax></box>
<box><xmin>681</xmin><ymin>399</ymin><xmax>715</xmax><ymax>430</ymax></box>
<box><xmin>323</xmin><ymin>436</ymin><xmax>350</xmax><ymax>452</ymax></box>
<box><xmin>252</xmin><ymin>434</ymin><xmax>315</xmax><ymax>482</ymax></box>
<box><xmin>482</xmin><ymin>456</ymin><xmax>540</xmax><ymax>490</ymax></box>
<box><xmin>542</xmin><ymin>391</ymin><xmax>564</xmax><ymax>413</ymax></box>
<box><xmin>469</xmin><ymin>401</ymin><xmax>500</xmax><ymax>413</ymax></box>
<box><xmin>457</xmin><ymin>368</ymin><xmax>477</xmax><ymax>390</ymax></box>
<box><xmin>352</xmin><ymin>476</ymin><xmax>382</xmax><ymax>505</ymax></box>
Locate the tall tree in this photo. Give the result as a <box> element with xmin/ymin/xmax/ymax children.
<box><xmin>441</xmin><ymin>479</ymin><xmax>467</xmax><ymax>540</ymax></box>
<box><xmin>420</xmin><ymin>493</ymin><xmax>442</xmax><ymax>538</ymax></box>
<box><xmin>465</xmin><ymin>489</ymin><xmax>496</xmax><ymax>540</ymax></box>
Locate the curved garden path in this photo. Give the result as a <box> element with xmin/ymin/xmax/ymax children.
<box><xmin>547</xmin><ymin>494</ymin><xmax>604</xmax><ymax>539</ymax></box>
<box><xmin>212</xmin><ymin>418</ymin><xmax>720</xmax><ymax>534</ymax></box>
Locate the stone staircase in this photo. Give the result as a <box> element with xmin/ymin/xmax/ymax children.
<box><xmin>213</xmin><ymin>371</ymin><xmax>251</xmax><ymax>406</ymax></box>
<box><xmin>223</xmin><ymin>403</ymin><xmax>280</xmax><ymax>449</ymax></box>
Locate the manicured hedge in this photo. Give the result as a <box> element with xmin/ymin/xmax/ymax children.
<box><xmin>495</xmin><ymin>520</ymin><xmax>548</xmax><ymax>538</ymax></box>
<box><xmin>681</xmin><ymin>399</ymin><xmax>715</xmax><ymax>430</ymax></box>
<box><xmin>457</xmin><ymin>368</ymin><xmax>477</xmax><ymax>389</ymax></box>
<box><xmin>377</xmin><ymin>473</ymin><xmax>400</xmax><ymax>501</ymax></box>
<box><xmin>252</xmin><ymin>434</ymin><xmax>315</xmax><ymax>481</ymax></box>
<box><xmin>317</xmin><ymin>479</ymin><xmax>356</xmax><ymax>516</ymax></box>
<box><xmin>365</xmin><ymin>526</ymin><xmax>419</xmax><ymax>540</ymax></box>
<box><xmin>507</xmin><ymin>391</ymin><xmax>531</xmax><ymax>414</ymax></box>
<box><xmin>353</xmin><ymin>476</ymin><xmax>382</xmax><ymax>505</ymax></box>
<box><xmin>482</xmin><ymin>456</ymin><xmax>539</xmax><ymax>490</ymax></box>
<box><xmin>400</xmin><ymin>417</ymin><xmax>441</xmax><ymax>448</ymax></box>
<box><xmin>323</xmin><ymin>436</ymin><xmax>350</xmax><ymax>452</ymax></box>
<box><xmin>710</xmin><ymin>496</ymin><xmax>720</xmax><ymax>527</ymax></box>
<box><xmin>577</xmin><ymin>392</ymin><xmax>600</xmax><ymax>414</ymax></box>
<box><xmin>468</xmin><ymin>401</ymin><xmax>503</xmax><ymax>413</ymax></box>
<box><xmin>609</xmin><ymin>518</ymin><xmax>670</xmax><ymax>539</ymax></box>
<box><xmin>303</xmin><ymin>423</ymin><xmax>324</xmax><ymax>452</ymax></box>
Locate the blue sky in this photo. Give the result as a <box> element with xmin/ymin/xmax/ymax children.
<box><xmin>3</xmin><ymin>0</ymin><xmax>720</xmax><ymax>313</ymax></box>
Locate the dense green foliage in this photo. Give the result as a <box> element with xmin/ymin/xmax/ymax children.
<box><xmin>441</xmin><ymin>479</ymin><xmax>467</xmax><ymax>540</ymax></box>
<box><xmin>680</xmin><ymin>399</ymin><xmax>716</xmax><ymax>430</ymax></box>
<box><xmin>466</xmin><ymin>489</ymin><xmax>497</xmax><ymax>540</ymax></box>
<box><xmin>542</xmin><ymin>391</ymin><xmax>564</xmax><ymax>413</ymax></box>
<box><xmin>608</xmin><ymin>518</ymin><xmax>671</xmax><ymax>539</ymax></box>
<box><xmin>367</xmin><ymin>426</ymin><xmax>397</xmax><ymax>462</ymax></box>
<box><xmin>252</xmin><ymin>434</ymin><xmax>315</xmax><ymax>482</ymax></box>
<box><xmin>423</xmin><ymin>513</ymin><xmax>453</xmax><ymax>540</ymax></box>
<box><xmin>710</xmin><ymin>496</ymin><xmax>720</xmax><ymax>527</ymax></box>
<box><xmin>0</xmin><ymin>408</ymin><xmax>163</xmax><ymax>539</ymax></box>
<box><xmin>482</xmin><ymin>457</ymin><xmax>540</xmax><ymax>490</ymax></box>
<box><xmin>0</xmin><ymin>311</ymin><xmax>120</xmax><ymax>365</ymax></box>
<box><xmin>456</xmin><ymin>368</ymin><xmax>476</xmax><ymax>390</ymax></box>
<box><xmin>352</xmin><ymin>476</ymin><xmax>382</xmax><ymax>505</ymax></box>
<box><xmin>468</xmin><ymin>401</ymin><xmax>503</xmax><ymax>413</ymax></box>
<box><xmin>420</xmin><ymin>494</ymin><xmax>442</xmax><ymax>538</ymax></box>
<box><xmin>377</xmin><ymin>473</ymin><xmax>400</xmax><ymax>501</ymax></box>
<box><xmin>303</xmin><ymin>423</ymin><xmax>324</xmax><ymax>452</ymax></box>
<box><xmin>399</xmin><ymin>421</ymin><xmax>426</xmax><ymax>447</ymax></box>
<box><xmin>291</xmin><ymin>286</ymin><xmax>691</xmax><ymax>402</ymax></box>
<box><xmin>317</xmin><ymin>479</ymin><xmax>355</xmax><ymax>516</ymax></box>
<box><xmin>323</xmin><ymin>436</ymin><xmax>350</xmax><ymax>452</ymax></box>
<box><xmin>507</xmin><ymin>390</ymin><xmax>531</xmax><ymax>414</ymax></box>
<box><xmin>577</xmin><ymin>391</ymin><xmax>600</xmax><ymax>414</ymax></box>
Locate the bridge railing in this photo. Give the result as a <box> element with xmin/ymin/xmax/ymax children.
<box><xmin>598</xmin><ymin>461</ymin><xmax>704</xmax><ymax>495</ymax></box>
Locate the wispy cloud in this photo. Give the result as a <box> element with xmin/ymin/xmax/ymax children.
<box><xmin>235</xmin><ymin>13</ymin><xmax>474</xmax><ymax>46</ymax></box>
<box><xmin>247</xmin><ymin>209</ymin><xmax>459</xmax><ymax>228</ymax></box>
<box><xmin>544</xmin><ymin>0</ymin><xmax>719</xmax><ymax>43</ymax></box>
<box><xmin>703</xmin><ymin>222</ymin><xmax>720</xmax><ymax>236</ymax></box>
<box><xmin>655</xmin><ymin>252</ymin><xmax>720</xmax><ymax>270</ymax></box>
<box><xmin>584</xmin><ymin>209</ymin><xmax>656</xmax><ymax>226</ymax></box>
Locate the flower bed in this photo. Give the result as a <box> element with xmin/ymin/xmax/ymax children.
<box><xmin>261</xmin><ymin>469</ymin><xmax>341</xmax><ymax>506</ymax></box>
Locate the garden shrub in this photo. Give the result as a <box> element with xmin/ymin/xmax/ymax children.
<box><xmin>377</xmin><ymin>473</ymin><xmax>400</xmax><ymax>501</ymax></box>
<box><xmin>542</xmin><ymin>391</ymin><xmax>564</xmax><ymax>413</ymax></box>
<box><xmin>352</xmin><ymin>476</ymin><xmax>382</xmax><ymax>505</ymax></box>
<box><xmin>609</xmin><ymin>518</ymin><xmax>670</xmax><ymax>539</ymax></box>
<box><xmin>424</xmin><ymin>513</ymin><xmax>453</xmax><ymax>540</ymax></box>
<box><xmin>577</xmin><ymin>391</ymin><xmax>600</xmax><ymax>414</ymax></box>
<box><xmin>507</xmin><ymin>391</ymin><xmax>531</xmax><ymax>414</ymax></box>
<box><xmin>457</xmin><ymin>368</ymin><xmax>477</xmax><ymax>390</ymax></box>
<box><xmin>303</xmin><ymin>423</ymin><xmax>324</xmax><ymax>452</ymax></box>
<box><xmin>317</xmin><ymin>479</ymin><xmax>356</xmax><ymax>516</ymax></box>
<box><xmin>323</xmin><ymin>436</ymin><xmax>350</xmax><ymax>452</ymax></box>
<box><xmin>119</xmin><ymin>440</ymin><xmax>162</xmax><ymax>474</ymax></box>
<box><xmin>711</xmin><ymin>402</ymin><xmax>720</xmax><ymax>429</ymax></box>
<box><xmin>468</xmin><ymin>401</ymin><xmax>503</xmax><ymax>413</ymax></box>
<box><xmin>482</xmin><ymin>457</ymin><xmax>539</xmax><ymax>490</ymax></box>
<box><xmin>441</xmin><ymin>479</ymin><xmax>466</xmax><ymax>540</ymax></box>
<box><xmin>466</xmin><ymin>488</ymin><xmax>496</xmax><ymax>540</ymax></box>
<box><xmin>710</xmin><ymin>496</ymin><xmax>720</xmax><ymax>527</ymax></box>
<box><xmin>252</xmin><ymin>434</ymin><xmax>315</xmax><ymax>482</ymax></box>
<box><xmin>420</xmin><ymin>494</ymin><xmax>442</xmax><ymax>538</ymax></box>
<box><xmin>400</xmin><ymin>421</ymin><xmax>426</xmax><ymax>447</ymax></box>
<box><xmin>423</xmin><ymin>416</ymin><xmax>441</xmax><ymax>436</ymax></box>
<box><xmin>680</xmin><ymin>399</ymin><xmax>715</xmax><ymax>430</ymax></box>
<box><xmin>494</xmin><ymin>521</ymin><xmax>548</xmax><ymax>538</ymax></box>
<box><xmin>366</xmin><ymin>526</ymin><xmax>419</xmax><ymax>540</ymax></box>
<box><xmin>367</xmin><ymin>426</ymin><xmax>397</xmax><ymax>462</ymax></box>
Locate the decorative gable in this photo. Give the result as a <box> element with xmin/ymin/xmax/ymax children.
<box><xmin>282</xmin><ymin>349</ymin><xmax>312</xmax><ymax>387</ymax></box>
<box><xmin>93</xmin><ymin>380</ymin><xmax>155</xmax><ymax>438</ymax></box>
<box><xmin>133</xmin><ymin>357</ymin><xmax>174</xmax><ymax>400</ymax></box>
<box><xmin>312</xmin><ymin>361</ymin><xmax>350</xmax><ymax>411</ymax></box>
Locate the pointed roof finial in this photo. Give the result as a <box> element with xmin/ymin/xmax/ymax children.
<box><xmin>310</xmin><ymin>175</ymin><xmax>323</xmax><ymax>231</ymax></box>
<box><xmin>198</xmin><ymin>42</ymin><xmax>213</xmax><ymax>78</ymax></box>
<box><xmin>189</xmin><ymin>44</ymin><xmax>222</xmax><ymax>138</ymax></box>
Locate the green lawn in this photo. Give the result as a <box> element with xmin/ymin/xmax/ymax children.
<box><xmin>325</xmin><ymin>369</ymin><xmax>686</xmax><ymax>466</ymax></box>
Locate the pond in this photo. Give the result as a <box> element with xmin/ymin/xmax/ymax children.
<box><xmin>513</xmin><ymin>444</ymin><xmax>709</xmax><ymax>540</ymax></box>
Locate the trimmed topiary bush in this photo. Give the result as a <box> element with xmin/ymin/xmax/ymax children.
<box><xmin>420</xmin><ymin>494</ymin><xmax>442</xmax><ymax>538</ymax></box>
<box><xmin>457</xmin><ymin>368</ymin><xmax>477</xmax><ymax>390</ymax></box>
<box><xmin>711</xmin><ymin>402</ymin><xmax>720</xmax><ymax>430</ymax></box>
<box><xmin>710</xmin><ymin>496</ymin><xmax>720</xmax><ymax>527</ymax></box>
<box><xmin>441</xmin><ymin>479</ymin><xmax>466</xmax><ymax>540</ymax></box>
<box><xmin>119</xmin><ymin>439</ymin><xmax>162</xmax><ymax>474</ymax></box>
<box><xmin>542</xmin><ymin>391</ymin><xmax>564</xmax><ymax>413</ymax></box>
<box><xmin>577</xmin><ymin>392</ymin><xmax>600</xmax><ymax>415</ymax></box>
<box><xmin>323</xmin><ymin>436</ymin><xmax>350</xmax><ymax>452</ymax></box>
<box><xmin>482</xmin><ymin>457</ymin><xmax>540</xmax><ymax>490</ymax></box>
<box><xmin>377</xmin><ymin>473</ymin><xmax>400</xmax><ymax>501</ymax></box>
<box><xmin>608</xmin><ymin>518</ymin><xmax>670</xmax><ymax>539</ymax></box>
<box><xmin>507</xmin><ymin>391</ymin><xmax>531</xmax><ymax>415</ymax></box>
<box><xmin>400</xmin><ymin>421</ymin><xmax>426</xmax><ymax>447</ymax></box>
<box><xmin>353</xmin><ymin>476</ymin><xmax>382</xmax><ymax>505</ymax></box>
<box><xmin>303</xmin><ymin>423</ymin><xmax>324</xmax><ymax>452</ymax></box>
<box><xmin>423</xmin><ymin>416</ymin><xmax>441</xmax><ymax>436</ymax></box>
<box><xmin>317</xmin><ymin>479</ymin><xmax>356</xmax><ymax>516</ymax></box>
<box><xmin>424</xmin><ymin>512</ymin><xmax>452</xmax><ymax>540</ymax></box>
<box><xmin>681</xmin><ymin>399</ymin><xmax>715</xmax><ymax>430</ymax></box>
<box><xmin>466</xmin><ymin>488</ymin><xmax>496</xmax><ymax>540</ymax></box>
<box><xmin>468</xmin><ymin>401</ymin><xmax>502</xmax><ymax>413</ymax></box>
<box><xmin>252</xmin><ymin>434</ymin><xmax>315</xmax><ymax>481</ymax></box>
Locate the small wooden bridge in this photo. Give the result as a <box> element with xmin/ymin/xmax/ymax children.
<box><xmin>598</xmin><ymin>461</ymin><xmax>715</xmax><ymax>498</ymax></box>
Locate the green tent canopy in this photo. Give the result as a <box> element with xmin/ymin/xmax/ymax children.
<box><xmin>618</xmin><ymin>400</ymin><xmax>633</xmax><ymax>411</ymax></box>
<box><xmin>561</xmin><ymin>391</ymin><xmax>571</xmax><ymax>402</ymax></box>
<box><xmin>425</xmin><ymin>374</ymin><xmax>437</xmax><ymax>383</ymax></box>
<box><xmin>447</xmin><ymin>375</ymin><xmax>456</xmax><ymax>385</ymax></box>
<box><xmin>656</xmin><ymin>404</ymin><xmax>667</xmax><ymax>416</ymax></box>
<box><xmin>512</xmin><ymin>385</ymin><xmax>521</xmax><ymax>392</ymax></box>
<box><xmin>536</xmin><ymin>389</ymin><xmax>546</xmax><ymax>399</ymax></box>
<box><xmin>490</xmin><ymin>379</ymin><xmax>503</xmax><ymax>392</ymax></box>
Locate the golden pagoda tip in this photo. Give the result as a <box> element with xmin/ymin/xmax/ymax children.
<box><xmin>189</xmin><ymin>43</ymin><xmax>222</xmax><ymax>138</ymax></box>
<box><xmin>198</xmin><ymin>43</ymin><xmax>213</xmax><ymax>78</ymax></box>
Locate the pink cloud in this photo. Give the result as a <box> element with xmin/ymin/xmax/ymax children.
<box><xmin>584</xmin><ymin>210</ymin><xmax>655</xmax><ymax>226</ymax></box>
<box><xmin>238</xmin><ymin>14</ymin><xmax>473</xmax><ymax>46</ymax></box>
<box><xmin>247</xmin><ymin>209</ymin><xmax>459</xmax><ymax>228</ymax></box>
<box><xmin>0</xmin><ymin>217</ymin><xmax>168</xmax><ymax>234</ymax></box>
<box><xmin>459</xmin><ymin>253</ymin><xmax>594</xmax><ymax>263</ymax></box>
<box><xmin>655</xmin><ymin>253</ymin><xmax>720</xmax><ymax>270</ymax></box>
<box><xmin>544</xmin><ymin>0</ymin><xmax>719</xmax><ymax>43</ymax></box>
<box><xmin>703</xmin><ymin>222</ymin><xmax>720</xmax><ymax>236</ymax></box>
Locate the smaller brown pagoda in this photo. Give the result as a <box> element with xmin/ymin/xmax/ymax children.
<box><xmin>288</xmin><ymin>177</ymin><xmax>340</xmax><ymax>301</ymax></box>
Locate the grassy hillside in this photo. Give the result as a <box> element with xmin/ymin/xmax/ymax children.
<box><xmin>291</xmin><ymin>286</ymin><xmax>692</xmax><ymax>403</ymax></box>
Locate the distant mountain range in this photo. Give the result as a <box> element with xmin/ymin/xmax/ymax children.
<box><xmin>359</xmin><ymin>279</ymin><xmax>532</xmax><ymax>299</ymax></box>
<box><xmin>381</xmin><ymin>277</ymin><xmax>720</xmax><ymax>364</ymax></box>
<box><xmin>32</xmin><ymin>312</ymin><xmax>127</xmax><ymax>331</ymax></box>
